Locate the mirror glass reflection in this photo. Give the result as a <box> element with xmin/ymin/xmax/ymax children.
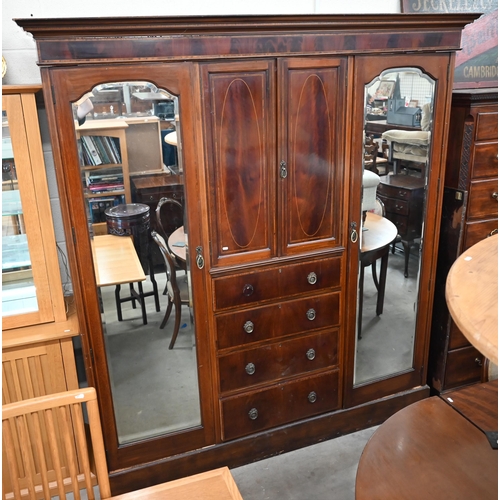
<box><xmin>72</xmin><ymin>81</ymin><xmax>201</xmax><ymax>444</ymax></box>
<box><xmin>355</xmin><ymin>68</ymin><xmax>435</xmax><ymax>386</ymax></box>
<box><xmin>2</xmin><ymin>109</ymin><xmax>39</xmax><ymax>317</ymax></box>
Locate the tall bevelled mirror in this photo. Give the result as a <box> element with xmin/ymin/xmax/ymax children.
<box><xmin>354</xmin><ymin>68</ymin><xmax>435</xmax><ymax>386</ymax></box>
<box><xmin>71</xmin><ymin>81</ymin><xmax>200</xmax><ymax>445</ymax></box>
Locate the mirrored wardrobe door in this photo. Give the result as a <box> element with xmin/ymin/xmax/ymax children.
<box><xmin>344</xmin><ymin>54</ymin><xmax>454</xmax><ymax>408</ymax></box>
<box><xmin>47</xmin><ymin>64</ymin><xmax>215</xmax><ymax>471</ymax></box>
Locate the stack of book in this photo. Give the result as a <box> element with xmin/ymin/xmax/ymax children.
<box><xmin>79</xmin><ymin>135</ymin><xmax>122</xmax><ymax>166</ymax></box>
<box><xmin>85</xmin><ymin>171</ymin><xmax>124</xmax><ymax>194</ymax></box>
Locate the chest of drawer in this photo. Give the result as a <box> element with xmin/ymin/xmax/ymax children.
<box><xmin>463</xmin><ymin>220</ymin><xmax>498</xmax><ymax>250</ymax></box>
<box><xmin>471</xmin><ymin>142</ymin><xmax>498</xmax><ymax>179</ymax></box>
<box><xmin>213</xmin><ymin>256</ymin><xmax>341</xmax><ymax>311</ymax></box>
<box><xmin>216</xmin><ymin>292</ymin><xmax>340</xmax><ymax>350</ymax></box>
<box><xmin>220</xmin><ymin>369</ymin><xmax>340</xmax><ymax>441</ymax></box>
<box><xmin>218</xmin><ymin>329</ymin><xmax>338</xmax><ymax>393</ymax></box>
<box><xmin>468</xmin><ymin>179</ymin><xmax>498</xmax><ymax>219</ymax></box>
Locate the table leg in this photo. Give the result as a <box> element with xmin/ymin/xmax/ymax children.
<box><xmin>137</xmin><ymin>281</ymin><xmax>148</xmax><ymax>325</ymax></box>
<box><xmin>115</xmin><ymin>285</ymin><xmax>123</xmax><ymax>321</ymax></box>
<box><xmin>376</xmin><ymin>247</ymin><xmax>390</xmax><ymax>316</ymax></box>
<box><xmin>358</xmin><ymin>263</ymin><xmax>365</xmax><ymax>340</ymax></box>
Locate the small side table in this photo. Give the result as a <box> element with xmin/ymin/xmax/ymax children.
<box><xmin>105</xmin><ymin>204</ymin><xmax>160</xmax><ymax>319</ymax></box>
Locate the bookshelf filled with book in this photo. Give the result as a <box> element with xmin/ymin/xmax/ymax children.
<box><xmin>76</xmin><ymin>119</ymin><xmax>131</xmax><ymax>234</ymax></box>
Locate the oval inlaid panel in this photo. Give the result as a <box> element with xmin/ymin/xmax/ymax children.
<box><xmin>292</xmin><ymin>74</ymin><xmax>332</xmax><ymax>237</ymax></box>
<box><xmin>219</xmin><ymin>78</ymin><xmax>263</xmax><ymax>248</ymax></box>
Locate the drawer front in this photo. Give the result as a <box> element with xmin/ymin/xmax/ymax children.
<box><xmin>378</xmin><ymin>183</ymin><xmax>411</xmax><ymax>201</ymax></box>
<box><xmin>379</xmin><ymin>196</ymin><xmax>409</xmax><ymax>216</ymax></box>
<box><xmin>463</xmin><ymin>220</ymin><xmax>498</xmax><ymax>250</ymax></box>
<box><xmin>218</xmin><ymin>330</ymin><xmax>339</xmax><ymax>393</ymax></box>
<box><xmin>385</xmin><ymin>212</ymin><xmax>408</xmax><ymax>236</ymax></box>
<box><xmin>444</xmin><ymin>346</ymin><xmax>483</xmax><ymax>390</ymax></box>
<box><xmin>476</xmin><ymin>111</ymin><xmax>498</xmax><ymax>142</ymax></box>
<box><xmin>468</xmin><ymin>179</ymin><xmax>498</xmax><ymax>219</ymax></box>
<box><xmin>213</xmin><ymin>256</ymin><xmax>341</xmax><ymax>310</ymax></box>
<box><xmin>216</xmin><ymin>292</ymin><xmax>340</xmax><ymax>350</ymax></box>
<box><xmin>471</xmin><ymin>142</ymin><xmax>498</xmax><ymax>179</ymax></box>
<box><xmin>220</xmin><ymin>369</ymin><xmax>340</xmax><ymax>441</ymax></box>
<box><xmin>448</xmin><ymin>320</ymin><xmax>470</xmax><ymax>350</ymax></box>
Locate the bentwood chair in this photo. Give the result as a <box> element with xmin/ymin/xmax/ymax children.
<box><xmin>152</xmin><ymin>230</ymin><xmax>190</xmax><ymax>349</ymax></box>
<box><xmin>2</xmin><ymin>387</ymin><xmax>111</xmax><ymax>500</ymax></box>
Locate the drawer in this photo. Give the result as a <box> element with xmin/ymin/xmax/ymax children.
<box><xmin>216</xmin><ymin>292</ymin><xmax>340</xmax><ymax>350</ymax></box>
<box><xmin>218</xmin><ymin>330</ymin><xmax>339</xmax><ymax>393</ymax></box>
<box><xmin>471</xmin><ymin>142</ymin><xmax>498</xmax><ymax>179</ymax></box>
<box><xmin>468</xmin><ymin>179</ymin><xmax>498</xmax><ymax>219</ymax></box>
<box><xmin>463</xmin><ymin>219</ymin><xmax>498</xmax><ymax>250</ymax></box>
<box><xmin>448</xmin><ymin>320</ymin><xmax>470</xmax><ymax>350</ymax></box>
<box><xmin>378</xmin><ymin>183</ymin><xmax>412</xmax><ymax>201</ymax></box>
<box><xmin>385</xmin><ymin>212</ymin><xmax>408</xmax><ymax>236</ymax></box>
<box><xmin>213</xmin><ymin>256</ymin><xmax>341</xmax><ymax>310</ymax></box>
<box><xmin>379</xmin><ymin>196</ymin><xmax>409</xmax><ymax>216</ymax></box>
<box><xmin>444</xmin><ymin>346</ymin><xmax>483</xmax><ymax>390</ymax></box>
<box><xmin>476</xmin><ymin>111</ymin><xmax>498</xmax><ymax>142</ymax></box>
<box><xmin>220</xmin><ymin>369</ymin><xmax>340</xmax><ymax>441</ymax></box>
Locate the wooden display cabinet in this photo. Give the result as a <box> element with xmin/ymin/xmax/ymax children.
<box><xmin>2</xmin><ymin>86</ymin><xmax>81</xmax><ymax>494</ymax></box>
<box><xmin>17</xmin><ymin>14</ymin><xmax>477</xmax><ymax>495</ymax></box>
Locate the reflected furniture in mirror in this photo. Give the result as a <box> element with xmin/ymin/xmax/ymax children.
<box><xmin>429</xmin><ymin>89</ymin><xmax>498</xmax><ymax>394</ymax></box>
<box><xmin>2</xmin><ymin>86</ymin><xmax>81</xmax><ymax>494</ymax></box>
<box><xmin>382</xmin><ymin>129</ymin><xmax>430</xmax><ymax>177</ymax></box>
<box><xmin>358</xmin><ymin>212</ymin><xmax>397</xmax><ymax>339</ymax></box>
<box><xmin>17</xmin><ymin>14</ymin><xmax>476</xmax><ymax>495</ymax></box>
<box><xmin>92</xmin><ymin>234</ymin><xmax>149</xmax><ymax>324</ymax></box>
<box><xmin>377</xmin><ymin>173</ymin><xmax>425</xmax><ymax>277</ymax></box>
<box><xmin>152</xmin><ymin>231</ymin><xmax>190</xmax><ymax>349</ymax></box>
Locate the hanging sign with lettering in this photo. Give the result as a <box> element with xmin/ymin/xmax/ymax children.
<box><xmin>401</xmin><ymin>0</ymin><xmax>498</xmax><ymax>88</ymax></box>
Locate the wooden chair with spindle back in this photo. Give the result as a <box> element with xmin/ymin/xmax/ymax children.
<box><xmin>2</xmin><ymin>387</ymin><xmax>111</xmax><ymax>500</ymax></box>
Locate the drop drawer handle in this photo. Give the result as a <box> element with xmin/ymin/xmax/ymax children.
<box><xmin>308</xmin><ymin>391</ymin><xmax>317</xmax><ymax>403</ymax></box>
<box><xmin>306</xmin><ymin>308</ymin><xmax>316</xmax><ymax>321</ymax></box>
<box><xmin>243</xmin><ymin>321</ymin><xmax>254</xmax><ymax>334</ymax></box>
<box><xmin>245</xmin><ymin>363</ymin><xmax>256</xmax><ymax>375</ymax></box>
<box><xmin>242</xmin><ymin>284</ymin><xmax>254</xmax><ymax>296</ymax></box>
<box><xmin>306</xmin><ymin>348</ymin><xmax>316</xmax><ymax>360</ymax></box>
<box><xmin>492</xmin><ymin>192</ymin><xmax>498</xmax><ymax>200</ymax></box>
<box><xmin>307</xmin><ymin>272</ymin><xmax>317</xmax><ymax>285</ymax></box>
<box><xmin>248</xmin><ymin>408</ymin><xmax>258</xmax><ymax>420</ymax></box>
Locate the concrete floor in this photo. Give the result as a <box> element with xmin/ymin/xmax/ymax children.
<box><xmin>231</xmin><ymin>426</ymin><xmax>378</xmax><ymax>500</ymax></box>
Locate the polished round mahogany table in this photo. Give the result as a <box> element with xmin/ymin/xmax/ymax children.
<box><xmin>446</xmin><ymin>234</ymin><xmax>498</xmax><ymax>365</ymax></box>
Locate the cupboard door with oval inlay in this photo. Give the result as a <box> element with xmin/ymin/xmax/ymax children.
<box><xmin>279</xmin><ymin>58</ymin><xmax>347</xmax><ymax>256</ymax></box>
<box><xmin>202</xmin><ymin>60</ymin><xmax>276</xmax><ymax>267</ymax></box>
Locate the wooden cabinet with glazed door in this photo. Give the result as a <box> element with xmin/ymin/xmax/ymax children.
<box><xmin>2</xmin><ymin>86</ymin><xmax>81</xmax><ymax>495</ymax></box>
<box><xmin>17</xmin><ymin>14</ymin><xmax>476</xmax><ymax>495</ymax></box>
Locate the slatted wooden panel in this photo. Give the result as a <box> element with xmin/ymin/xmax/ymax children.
<box><xmin>2</xmin><ymin>340</ymin><xmax>81</xmax><ymax>497</ymax></box>
<box><xmin>2</xmin><ymin>388</ymin><xmax>110</xmax><ymax>500</ymax></box>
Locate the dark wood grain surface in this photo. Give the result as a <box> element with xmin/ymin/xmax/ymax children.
<box><xmin>441</xmin><ymin>378</ymin><xmax>498</xmax><ymax>433</ymax></box>
<box><xmin>355</xmin><ymin>396</ymin><xmax>498</xmax><ymax>499</ymax></box>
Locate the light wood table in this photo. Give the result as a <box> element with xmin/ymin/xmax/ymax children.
<box><xmin>168</xmin><ymin>225</ymin><xmax>187</xmax><ymax>262</ymax></box>
<box><xmin>92</xmin><ymin>234</ymin><xmax>149</xmax><ymax>324</ymax></box>
<box><xmin>358</xmin><ymin>212</ymin><xmax>398</xmax><ymax>338</ymax></box>
<box><xmin>355</xmin><ymin>392</ymin><xmax>498</xmax><ymax>499</ymax></box>
<box><xmin>446</xmin><ymin>234</ymin><xmax>498</xmax><ymax>365</ymax></box>
<box><xmin>110</xmin><ymin>467</ymin><xmax>243</xmax><ymax>500</ymax></box>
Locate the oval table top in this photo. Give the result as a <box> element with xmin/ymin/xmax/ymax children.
<box><xmin>168</xmin><ymin>225</ymin><xmax>186</xmax><ymax>262</ymax></box>
<box><xmin>446</xmin><ymin>234</ymin><xmax>498</xmax><ymax>365</ymax></box>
